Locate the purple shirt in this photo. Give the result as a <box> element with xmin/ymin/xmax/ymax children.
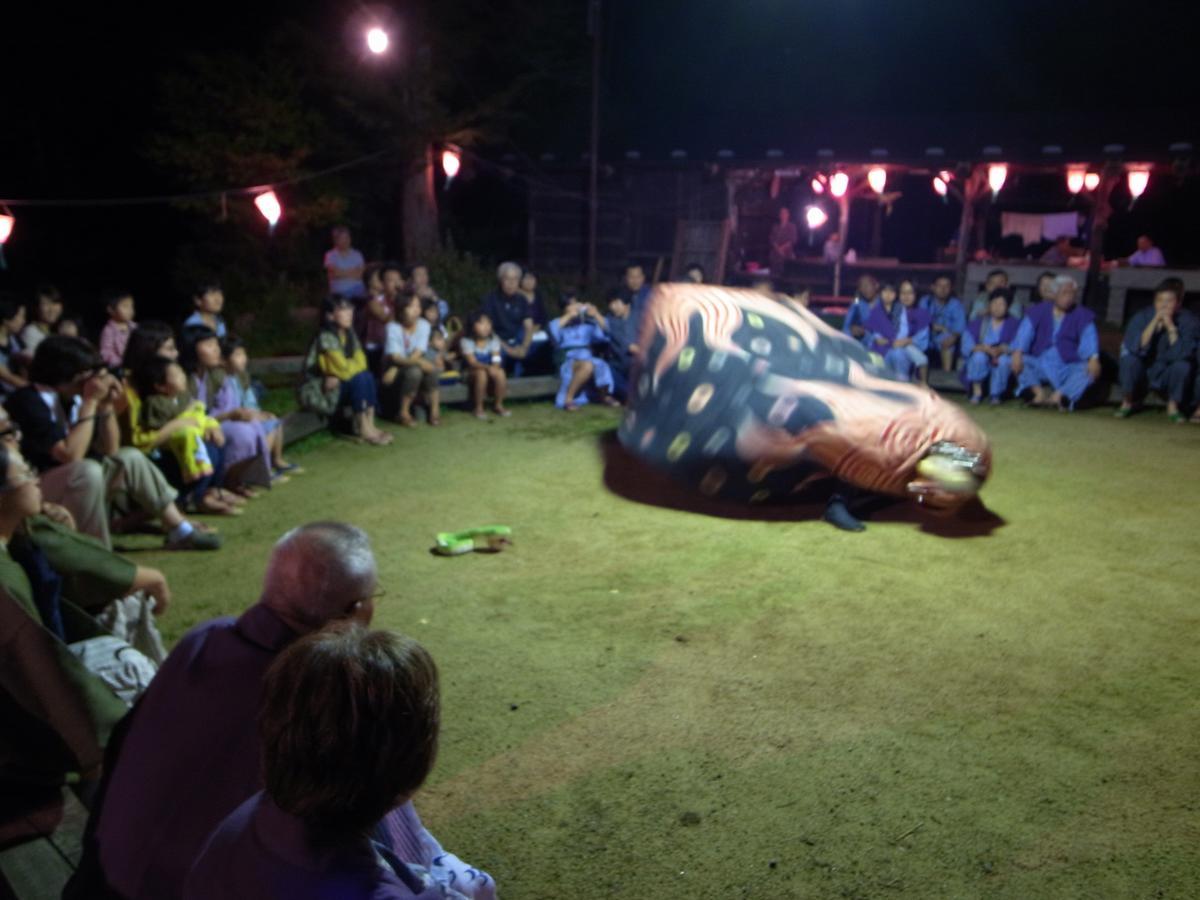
<box><xmin>1128</xmin><ymin>246</ymin><xmax>1166</xmax><ymax>267</ymax></box>
<box><xmin>94</xmin><ymin>605</ymin><xmax>434</xmax><ymax>900</ymax></box>
<box><xmin>185</xmin><ymin>793</ymin><xmax>441</xmax><ymax>900</ymax></box>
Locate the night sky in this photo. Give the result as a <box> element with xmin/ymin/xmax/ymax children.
<box><xmin>3</xmin><ymin>0</ymin><xmax>1197</xmax><ymax>307</ymax></box>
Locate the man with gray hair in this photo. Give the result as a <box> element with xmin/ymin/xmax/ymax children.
<box><xmin>481</xmin><ymin>260</ymin><xmax>533</xmax><ymax>372</ymax></box>
<box><xmin>1011</xmin><ymin>275</ymin><xmax>1101</xmax><ymax>409</ymax></box>
<box><xmin>73</xmin><ymin>522</ymin><xmax>494</xmax><ymax>900</ymax></box>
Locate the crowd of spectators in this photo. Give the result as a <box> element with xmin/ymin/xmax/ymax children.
<box><xmin>2</xmin><ymin>222</ymin><xmax>1195</xmax><ymax>899</ymax></box>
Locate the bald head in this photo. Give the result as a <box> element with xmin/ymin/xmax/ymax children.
<box><xmin>261</xmin><ymin>522</ymin><xmax>378</xmax><ymax>632</ymax></box>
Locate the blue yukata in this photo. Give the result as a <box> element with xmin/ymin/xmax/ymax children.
<box><xmin>548</xmin><ymin>317</ymin><xmax>614</xmax><ymax>408</ymax></box>
<box><xmin>841</xmin><ymin>297</ymin><xmax>873</xmax><ymax>348</ymax></box>
<box><xmin>865</xmin><ymin>300</ymin><xmax>930</xmax><ymax>382</ymax></box>
<box><xmin>183</xmin><ymin>311</ymin><xmax>227</xmax><ymax>339</ymax></box>
<box><xmin>962</xmin><ymin>316</ymin><xmax>1019</xmax><ymax>399</ymax></box>
<box><xmin>919</xmin><ymin>294</ymin><xmax>967</xmax><ymax>367</ymax></box>
<box><xmin>627</xmin><ymin>284</ymin><xmax>653</xmax><ymax>348</ymax></box>
<box><xmin>1013</xmin><ymin>302</ymin><xmax>1099</xmax><ymax>408</ymax></box>
<box><xmin>604</xmin><ymin>313</ymin><xmax>636</xmax><ymax>399</ymax></box>
<box><xmin>1118</xmin><ymin>305</ymin><xmax>1199</xmax><ymax>405</ymax></box>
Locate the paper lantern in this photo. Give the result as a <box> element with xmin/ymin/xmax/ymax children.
<box><xmin>254</xmin><ymin>191</ymin><xmax>282</xmax><ymax>233</ymax></box>
<box><xmin>937</xmin><ymin>170</ymin><xmax>954</xmax><ymax>184</ymax></box>
<box><xmin>1084</xmin><ymin>172</ymin><xmax>1100</xmax><ymax>191</ymax></box>
<box><xmin>932</xmin><ymin>176</ymin><xmax>948</xmax><ymax>197</ymax></box>
<box><xmin>1127</xmin><ymin>169</ymin><xmax>1150</xmax><ymax>200</ymax></box>
<box><xmin>867</xmin><ymin>167</ymin><xmax>887</xmax><ymax>194</ymax></box>
<box><xmin>366</xmin><ymin>27</ymin><xmax>389</xmax><ymax>54</ymax></box>
<box><xmin>442</xmin><ymin>148</ymin><xmax>461</xmax><ymax>179</ymax></box>
<box><xmin>0</xmin><ymin>212</ymin><xmax>13</xmax><ymax>245</ymax></box>
<box><xmin>829</xmin><ymin>172</ymin><xmax>849</xmax><ymax>198</ymax></box>
<box><xmin>1066</xmin><ymin>168</ymin><xmax>1086</xmax><ymax>194</ymax></box>
<box><xmin>804</xmin><ymin>205</ymin><xmax>828</xmax><ymax>229</ymax></box>
<box><xmin>810</xmin><ymin>177</ymin><xmax>824</xmax><ymax>195</ymax></box>
<box><xmin>987</xmin><ymin>163</ymin><xmax>1007</xmax><ymax>194</ymax></box>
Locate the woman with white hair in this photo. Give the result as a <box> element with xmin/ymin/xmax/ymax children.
<box><xmin>1010</xmin><ymin>275</ymin><xmax>1101</xmax><ymax>410</ymax></box>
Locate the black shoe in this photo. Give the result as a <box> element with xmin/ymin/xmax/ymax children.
<box><xmin>823</xmin><ymin>496</ymin><xmax>866</xmax><ymax>532</ymax></box>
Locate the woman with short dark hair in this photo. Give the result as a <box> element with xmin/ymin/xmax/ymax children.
<box><xmin>185</xmin><ymin>625</ymin><xmax>445</xmax><ymax>899</ymax></box>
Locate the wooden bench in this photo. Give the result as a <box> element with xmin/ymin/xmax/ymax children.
<box><xmin>278</xmin><ymin>375</ymin><xmax>562</xmax><ymax>445</ymax></box>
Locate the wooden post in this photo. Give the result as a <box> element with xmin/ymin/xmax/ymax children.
<box><xmin>953</xmin><ymin>166</ymin><xmax>987</xmax><ymax>294</ymax></box>
<box><xmin>1085</xmin><ymin>163</ymin><xmax>1120</xmax><ymax>313</ymax></box>
<box><xmin>834</xmin><ymin>193</ymin><xmax>850</xmax><ymax>297</ymax></box>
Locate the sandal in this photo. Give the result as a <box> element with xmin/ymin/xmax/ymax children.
<box><xmin>434</xmin><ymin>525</ymin><xmax>513</xmax><ymax>556</ymax></box>
<box><xmin>493</xmin><ymin>406</ymin><xmax>512</xmax><ymax>418</ymax></box>
<box><xmin>274</xmin><ymin>462</ymin><xmax>305</xmax><ymax>476</ymax></box>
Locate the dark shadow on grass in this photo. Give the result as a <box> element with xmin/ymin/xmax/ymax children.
<box><xmin>597</xmin><ymin>430</ymin><xmax>1006</xmax><ymax>538</ymax></box>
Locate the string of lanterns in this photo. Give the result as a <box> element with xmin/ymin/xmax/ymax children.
<box><xmin>799</xmin><ymin>161</ymin><xmax>1154</xmax><ymax>233</ymax></box>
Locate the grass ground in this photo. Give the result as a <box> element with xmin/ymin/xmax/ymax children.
<box><xmin>125</xmin><ymin>399</ymin><xmax>1199</xmax><ymax>899</ymax></box>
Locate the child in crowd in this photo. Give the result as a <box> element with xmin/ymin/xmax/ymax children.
<box><xmin>410</xmin><ymin>263</ymin><xmax>449</xmax><ymax>321</ymax></box>
<box><xmin>20</xmin><ymin>283</ymin><xmax>64</xmax><ymax>362</ymax></box>
<box><xmin>100</xmin><ymin>289</ymin><xmax>138</xmax><ymax>369</ymax></box>
<box><xmin>133</xmin><ymin>356</ymin><xmax>238</xmax><ymax>515</ymax></box>
<box><xmin>0</xmin><ymin>296</ymin><xmax>28</xmax><ymax>398</ymax></box>
<box><xmin>603</xmin><ymin>290</ymin><xmax>634</xmax><ymax>400</ymax></box>
<box><xmin>549</xmin><ymin>292</ymin><xmax>618</xmax><ymax>410</ymax></box>
<box><xmin>300</xmin><ymin>295</ymin><xmax>393</xmax><ymax>445</ymax></box>
<box><xmin>222</xmin><ymin>335</ymin><xmax>301</xmax><ymax>477</ymax></box>
<box><xmin>184</xmin><ymin>282</ymin><xmax>227</xmax><ymax>338</ymax></box>
<box><xmin>53</xmin><ymin>315</ymin><xmax>83</xmax><ymax>339</ymax></box>
<box><xmin>459</xmin><ymin>311</ymin><xmax>510</xmax><ymax>420</ymax></box>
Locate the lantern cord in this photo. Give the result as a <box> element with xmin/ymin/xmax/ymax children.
<box><xmin>0</xmin><ymin>147</ymin><xmax>399</xmax><ymax>208</ymax></box>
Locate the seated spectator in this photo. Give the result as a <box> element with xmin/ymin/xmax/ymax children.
<box><xmin>621</xmin><ymin>263</ymin><xmax>653</xmax><ymax>356</ymax></box>
<box><xmin>822</xmin><ymin>232</ymin><xmax>843</xmax><ymax>264</ymax></box>
<box><xmin>0</xmin><ymin>431</ymin><xmax>171</xmax><ymax>790</ymax></box>
<box><xmin>19</xmin><ymin>283</ymin><xmax>65</xmax><ymax>363</ymax></box>
<box><xmin>78</xmin><ymin>523</ymin><xmax>492</xmax><ymax>900</ymax></box>
<box><xmin>1011</xmin><ymin>275</ymin><xmax>1100</xmax><ymax>410</ymax></box>
<box><xmin>518</xmin><ymin>268</ymin><xmax>553</xmax><ymax>374</ymax></box>
<box><xmin>362</xmin><ymin>263</ymin><xmax>404</xmax><ymax>374</ymax></box>
<box><xmin>480</xmin><ymin>261</ymin><xmax>534</xmax><ymax>373</ymax></box>
<box><xmin>54</xmin><ymin>316</ymin><xmax>82</xmax><ymax>338</ymax></box>
<box><xmin>968</xmin><ymin>269</ymin><xmax>1009</xmax><ymax>320</ymax></box>
<box><xmin>185</xmin><ymin>325</ymin><xmax>273</xmax><ymax>493</ymax></box>
<box><xmin>1116</xmin><ymin>280</ymin><xmax>1198</xmax><ymax>421</ymax></box>
<box><xmin>549</xmin><ymin>293</ymin><xmax>619</xmax><ymax>411</ymax></box>
<box><xmin>919</xmin><ymin>275</ymin><xmax>967</xmax><ymax>371</ymax></box>
<box><xmin>841</xmin><ymin>274</ymin><xmax>877</xmax><ymax>348</ymax></box>
<box><xmin>1126</xmin><ymin>234</ymin><xmax>1166</xmax><ymax>268</ymax></box>
<box><xmin>130</xmin><ymin>356</ymin><xmax>236</xmax><ymax>516</ymax></box>
<box><xmin>99</xmin><ymin>290</ymin><xmax>138</xmax><ymax>370</ymax></box>
<box><xmin>222</xmin><ymin>335</ymin><xmax>300</xmax><ymax>477</ymax></box>
<box><xmin>183</xmin><ymin>282</ymin><xmax>227</xmax><ymax>339</ymax></box>
<box><xmin>299</xmin><ymin>295</ymin><xmax>392</xmax><ymax>445</ymax></box>
<box><xmin>1039</xmin><ymin>236</ymin><xmax>1074</xmax><ymax>266</ymax></box>
<box><xmin>603</xmin><ymin>290</ymin><xmax>634</xmax><ymax>401</ymax></box>
<box><xmin>6</xmin><ymin>336</ymin><xmax>219</xmax><ymax>549</ymax></box>
<box><xmin>684</xmin><ymin>262</ymin><xmax>705</xmax><ymax>284</ymax></box>
<box><xmin>459</xmin><ymin>311</ymin><xmax>510</xmax><ymax>420</ymax></box>
<box><xmin>409</xmin><ymin>263</ymin><xmax>449</xmax><ymax>321</ymax></box>
<box><xmin>866</xmin><ymin>280</ymin><xmax>930</xmax><ymax>383</ymax></box>
<box><xmin>962</xmin><ymin>288</ymin><xmax>1019</xmax><ymax>405</ymax></box>
<box><xmin>324</xmin><ymin>225</ymin><xmax>366</xmax><ymax>298</ymax></box>
<box><xmin>119</xmin><ymin>322</ymin><xmax>230</xmax><ymax>516</ymax></box>
<box><xmin>0</xmin><ymin>293</ymin><xmax>28</xmax><ymax>398</ymax></box>
<box><xmin>185</xmin><ymin>626</ymin><xmax>449</xmax><ymax>900</ymax></box>
<box><xmin>790</xmin><ymin>284</ymin><xmax>812</xmax><ymax>308</ymax></box>
<box><xmin>383</xmin><ymin>293</ymin><xmax>440</xmax><ymax>427</ymax></box>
